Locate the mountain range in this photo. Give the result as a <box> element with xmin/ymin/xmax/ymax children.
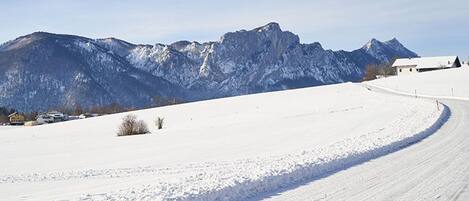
<box><xmin>0</xmin><ymin>22</ymin><xmax>418</xmax><ymax>112</ymax></box>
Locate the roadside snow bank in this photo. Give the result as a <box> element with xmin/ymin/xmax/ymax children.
<box><xmin>77</xmin><ymin>97</ymin><xmax>448</xmax><ymax>201</ymax></box>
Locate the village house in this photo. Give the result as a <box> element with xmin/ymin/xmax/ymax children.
<box><xmin>36</xmin><ymin>111</ymin><xmax>68</xmax><ymax>125</ymax></box>
<box><xmin>36</xmin><ymin>114</ymin><xmax>54</xmax><ymax>125</ymax></box>
<box><xmin>8</xmin><ymin>112</ymin><xmax>25</xmax><ymax>125</ymax></box>
<box><xmin>393</xmin><ymin>56</ymin><xmax>462</xmax><ymax>75</ymax></box>
<box><xmin>47</xmin><ymin>111</ymin><xmax>68</xmax><ymax>122</ymax></box>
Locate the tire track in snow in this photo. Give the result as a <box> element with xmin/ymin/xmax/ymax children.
<box><xmin>260</xmin><ymin>85</ymin><xmax>469</xmax><ymax>201</ymax></box>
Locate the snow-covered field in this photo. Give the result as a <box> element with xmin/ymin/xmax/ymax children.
<box><xmin>0</xmin><ymin>83</ymin><xmax>444</xmax><ymax>200</ymax></box>
<box><xmin>0</xmin><ymin>126</ymin><xmax>14</xmax><ymax>130</ymax></box>
<box><xmin>261</xmin><ymin>66</ymin><xmax>469</xmax><ymax>201</ymax></box>
<box><xmin>0</xmin><ymin>126</ymin><xmax>20</xmax><ymax>130</ymax></box>
<box><xmin>369</xmin><ymin>67</ymin><xmax>469</xmax><ymax>99</ymax></box>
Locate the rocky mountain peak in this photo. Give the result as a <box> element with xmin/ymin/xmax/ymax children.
<box><xmin>363</xmin><ymin>38</ymin><xmax>383</xmax><ymax>50</ymax></box>
<box><xmin>0</xmin><ymin>23</ymin><xmax>419</xmax><ymax>112</ymax></box>
<box><xmin>0</xmin><ymin>32</ymin><xmax>53</xmax><ymax>51</ymax></box>
<box><xmin>217</xmin><ymin>22</ymin><xmax>300</xmax><ymax>62</ymax></box>
<box><xmin>386</xmin><ymin>37</ymin><xmax>400</xmax><ymax>44</ymax></box>
<box><xmin>253</xmin><ymin>22</ymin><xmax>282</xmax><ymax>32</ymax></box>
<box><xmin>361</xmin><ymin>38</ymin><xmax>417</xmax><ymax>62</ymax></box>
<box><xmin>384</xmin><ymin>38</ymin><xmax>418</xmax><ymax>58</ymax></box>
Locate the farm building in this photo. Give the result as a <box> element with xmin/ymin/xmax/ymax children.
<box><xmin>393</xmin><ymin>56</ymin><xmax>461</xmax><ymax>75</ymax></box>
<box><xmin>8</xmin><ymin>112</ymin><xmax>25</xmax><ymax>125</ymax></box>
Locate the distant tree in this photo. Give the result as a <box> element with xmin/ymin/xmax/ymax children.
<box><xmin>363</xmin><ymin>64</ymin><xmax>380</xmax><ymax>81</ymax></box>
<box><xmin>24</xmin><ymin>111</ymin><xmax>38</xmax><ymax>121</ymax></box>
<box><xmin>0</xmin><ymin>106</ymin><xmax>15</xmax><ymax>123</ymax></box>
<box><xmin>153</xmin><ymin>96</ymin><xmax>184</xmax><ymax>107</ymax></box>
<box><xmin>0</xmin><ymin>115</ymin><xmax>8</xmax><ymax>124</ymax></box>
<box><xmin>362</xmin><ymin>62</ymin><xmax>395</xmax><ymax>81</ymax></box>
<box><xmin>107</xmin><ymin>102</ymin><xmax>125</xmax><ymax>114</ymax></box>
<box><xmin>73</xmin><ymin>103</ymin><xmax>83</xmax><ymax>115</ymax></box>
<box><xmin>380</xmin><ymin>63</ymin><xmax>396</xmax><ymax>77</ymax></box>
<box><xmin>89</xmin><ymin>102</ymin><xmax>127</xmax><ymax>115</ymax></box>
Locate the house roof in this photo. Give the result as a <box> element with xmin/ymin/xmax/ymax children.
<box><xmin>392</xmin><ymin>56</ymin><xmax>459</xmax><ymax>69</ymax></box>
<box><xmin>8</xmin><ymin>112</ymin><xmax>19</xmax><ymax>117</ymax></box>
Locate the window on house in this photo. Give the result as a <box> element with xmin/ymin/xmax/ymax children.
<box><xmin>399</xmin><ymin>69</ymin><xmax>402</xmax><ymax>72</ymax></box>
<box><xmin>410</xmin><ymin>68</ymin><xmax>413</xmax><ymax>72</ymax></box>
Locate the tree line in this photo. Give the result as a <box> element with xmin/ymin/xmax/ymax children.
<box><xmin>362</xmin><ymin>59</ymin><xmax>397</xmax><ymax>81</ymax></box>
<box><xmin>0</xmin><ymin>95</ymin><xmax>184</xmax><ymax>124</ymax></box>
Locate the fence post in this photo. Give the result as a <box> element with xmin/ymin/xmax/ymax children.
<box><xmin>415</xmin><ymin>89</ymin><xmax>417</xmax><ymax>98</ymax></box>
<box><xmin>451</xmin><ymin>88</ymin><xmax>454</xmax><ymax>96</ymax></box>
<box><xmin>436</xmin><ymin>100</ymin><xmax>440</xmax><ymax>111</ymax></box>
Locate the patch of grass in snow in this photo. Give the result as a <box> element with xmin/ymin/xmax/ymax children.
<box><xmin>155</xmin><ymin>116</ymin><xmax>164</xmax><ymax>130</ymax></box>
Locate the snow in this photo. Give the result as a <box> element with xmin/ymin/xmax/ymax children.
<box><xmin>260</xmin><ymin>67</ymin><xmax>469</xmax><ymax>201</ymax></box>
<box><xmin>74</xmin><ymin>40</ymin><xmax>94</xmax><ymax>52</ymax></box>
<box><xmin>369</xmin><ymin>67</ymin><xmax>469</xmax><ymax>99</ymax></box>
<box><xmin>0</xmin><ymin>126</ymin><xmax>19</xmax><ymax>131</ymax></box>
<box><xmin>258</xmin><ymin>100</ymin><xmax>463</xmax><ymax>201</ymax></box>
<box><xmin>0</xmin><ymin>83</ymin><xmax>444</xmax><ymax>200</ymax></box>
<box><xmin>393</xmin><ymin>56</ymin><xmax>458</xmax><ymax>69</ymax></box>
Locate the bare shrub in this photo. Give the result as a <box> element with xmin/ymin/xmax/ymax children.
<box><xmin>136</xmin><ymin>119</ymin><xmax>149</xmax><ymax>134</ymax></box>
<box><xmin>155</xmin><ymin>116</ymin><xmax>164</xmax><ymax>130</ymax></box>
<box><xmin>117</xmin><ymin>114</ymin><xmax>149</xmax><ymax>136</ymax></box>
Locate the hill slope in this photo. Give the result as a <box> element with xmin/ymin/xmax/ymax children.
<box><xmin>369</xmin><ymin>67</ymin><xmax>469</xmax><ymax>98</ymax></box>
<box><xmin>0</xmin><ymin>83</ymin><xmax>442</xmax><ymax>200</ymax></box>
<box><xmin>262</xmin><ymin>67</ymin><xmax>469</xmax><ymax>201</ymax></box>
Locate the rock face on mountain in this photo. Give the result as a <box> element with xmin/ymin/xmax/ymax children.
<box><xmin>361</xmin><ymin>38</ymin><xmax>418</xmax><ymax>63</ymax></box>
<box><xmin>0</xmin><ymin>32</ymin><xmax>184</xmax><ymax>112</ymax></box>
<box><xmin>0</xmin><ymin>23</ymin><xmax>418</xmax><ymax>112</ymax></box>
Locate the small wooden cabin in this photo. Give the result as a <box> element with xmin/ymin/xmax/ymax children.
<box><xmin>8</xmin><ymin>112</ymin><xmax>25</xmax><ymax>125</ymax></box>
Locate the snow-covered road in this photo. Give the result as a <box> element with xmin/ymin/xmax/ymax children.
<box><xmin>261</xmin><ymin>88</ymin><xmax>469</xmax><ymax>201</ymax></box>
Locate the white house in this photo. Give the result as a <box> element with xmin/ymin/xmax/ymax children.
<box><xmin>36</xmin><ymin>114</ymin><xmax>54</xmax><ymax>125</ymax></box>
<box><xmin>47</xmin><ymin>111</ymin><xmax>68</xmax><ymax>122</ymax></box>
<box><xmin>393</xmin><ymin>56</ymin><xmax>462</xmax><ymax>75</ymax></box>
<box><xmin>36</xmin><ymin>111</ymin><xmax>68</xmax><ymax>124</ymax></box>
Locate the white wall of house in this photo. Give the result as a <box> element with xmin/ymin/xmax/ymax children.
<box><xmin>393</xmin><ymin>56</ymin><xmax>461</xmax><ymax>76</ymax></box>
<box><xmin>396</xmin><ymin>66</ymin><xmax>418</xmax><ymax>75</ymax></box>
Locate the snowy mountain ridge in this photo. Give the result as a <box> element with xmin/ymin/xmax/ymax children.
<box><xmin>0</xmin><ymin>22</ymin><xmax>418</xmax><ymax>111</ymax></box>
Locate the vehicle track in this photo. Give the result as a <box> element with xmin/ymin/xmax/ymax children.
<box><xmin>260</xmin><ymin>86</ymin><xmax>469</xmax><ymax>201</ymax></box>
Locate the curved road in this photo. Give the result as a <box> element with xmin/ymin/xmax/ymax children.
<box><xmin>258</xmin><ymin>88</ymin><xmax>469</xmax><ymax>201</ymax></box>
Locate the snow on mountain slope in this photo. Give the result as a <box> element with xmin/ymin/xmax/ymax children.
<box><xmin>126</xmin><ymin>23</ymin><xmax>414</xmax><ymax>97</ymax></box>
<box><xmin>369</xmin><ymin>67</ymin><xmax>469</xmax><ymax>99</ymax></box>
<box><xmin>361</xmin><ymin>38</ymin><xmax>418</xmax><ymax>63</ymax></box>
<box><xmin>0</xmin><ymin>23</ymin><xmax>419</xmax><ymax>112</ymax></box>
<box><xmin>0</xmin><ymin>83</ymin><xmax>443</xmax><ymax>200</ymax></box>
<box><xmin>0</xmin><ymin>32</ymin><xmax>186</xmax><ymax>111</ymax></box>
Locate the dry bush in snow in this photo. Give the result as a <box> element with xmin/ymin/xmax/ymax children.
<box><xmin>117</xmin><ymin>114</ymin><xmax>149</xmax><ymax>136</ymax></box>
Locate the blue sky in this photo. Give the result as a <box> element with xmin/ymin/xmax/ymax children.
<box><xmin>1</xmin><ymin>0</ymin><xmax>468</xmax><ymax>58</ymax></box>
